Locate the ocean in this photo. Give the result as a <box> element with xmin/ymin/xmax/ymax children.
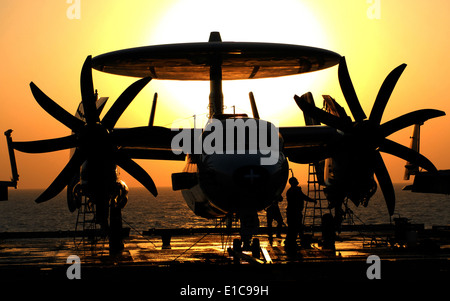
<box><xmin>0</xmin><ymin>184</ymin><xmax>449</xmax><ymax>233</ymax></box>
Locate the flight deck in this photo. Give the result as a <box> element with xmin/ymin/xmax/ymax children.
<box><xmin>1</xmin><ymin>225</ymin><xmax>449</xmax><ymax>286</ymax></box>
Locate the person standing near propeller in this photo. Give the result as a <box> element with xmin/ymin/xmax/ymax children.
<box><xmin>285</xmin><ymin>177</ymin><xmax>316</xmax><ymax>253</ymax></box>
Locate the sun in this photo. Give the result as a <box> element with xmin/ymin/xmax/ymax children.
<box><xmin>150</xmin><ymin>0</ymin><xmax>328</xmax><ymax>46</ymax></box>
<box><xmin>145</xmin><ymin>0</ymin><xmax>333</xmax><ymax>128</ymax></box>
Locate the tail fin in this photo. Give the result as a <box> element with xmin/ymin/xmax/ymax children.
<box><xmin>75</xmin><ymin>95</ymin><xmax>109</xmax><ymax>121</ymax></box>
<box><xmin>300</xmin><ymin>92</ymin><xmax>320</xmax><ymax>125</ymax></box>
<box><xmin>323</xmin><ymin>95</ymin><xmax>349</xmax><ymax>119</ymax></box>
<box><xmin>404</xmin><ymin>124</ymin><xmax>421</xmax><ymax>180</ymax></box>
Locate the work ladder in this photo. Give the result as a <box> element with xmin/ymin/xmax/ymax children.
<box><xmin>303</xmin><ymin>163</ymin><xmax>330</xmax><ymax>235</ymax></box>
<box><xmin>74</xmin><ymin>195</ymin><xmax>106</xmax><ymax>253</ymax></box>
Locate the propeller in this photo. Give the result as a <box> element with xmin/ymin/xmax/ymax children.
<box><xmin>13</xmin><ymin>56</ymin><xmax>157</xmax><ymax>204</ymax></box>
<box><xmin>294</xmin><ymin>56</ymin><xmax>445</xmax><ymax>215</ymax></box>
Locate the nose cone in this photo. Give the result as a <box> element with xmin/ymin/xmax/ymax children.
<box><xmin>198</xmin><ymin>153</ymin><xmax>288</xmax><ymax>213</ymax></box>
<box><xmin>233</xmin><ymin>165</ymin><xmax>270</xmax><ymax>190</ymax></box>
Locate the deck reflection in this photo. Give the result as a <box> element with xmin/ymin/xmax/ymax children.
<box><xmin>1</xmin><ymin>227</ymin><xmax>449</xmax><ymax>282</ymax></box>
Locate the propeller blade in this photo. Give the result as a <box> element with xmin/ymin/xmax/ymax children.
<box><xmin>369</xmin><ymin>64</ymin><xmax>407</xmax><ymax>125</ymax></box>
<box><xmin>380</xmin><ymin>109</ymin><xmax>445</xmax><ymax>137</ymax></box>
<box><xmin>29</xmin><ymin>82</ymin><xmax>84</xmax><ymax>131</ymax></box>
<box><xmin>249</xmin><ymin>92</ymin><xmax>260</xmax><ymax>119</ymax></box>
<box><xmin>13</xmin><ymin>135</ymin><xmax>77</xmax><ymax>153</ymax></box>
<box><xmin>35</xmin><ymin>150</ymin><xmax>85</xmax><ymax>203</ymax></box>
<box><xmin>102</xmin><ymin>77</ymin><xmax>152</xmax><ymax>130</ymax></box>
<box><xmin>80</xmin><ymin>55</ymin><xmax>99</xmax><ymax>124</ymax></box>
<box><xmin>379</xmin><ymin>138</ymin><xmax>437</xmax><ymax>172</ymax></box>
<box><xmin>373</xmin><ymin>152</ymin><xmax>395</xmax><ymax>216</ymax></box>
<box><xmin>338</xmin><ymin>57</ymin><xmax>367</xmax><ymax>122</ymax></box>
<box><xmin>116</xmin><ymin>153</ymin><xmax>158</xmax><ymax>197</ymax></box>
<box><xmin>294</xmin><ymin>94</ymin><xmax>350</xmax><ymax>131</ymax></box>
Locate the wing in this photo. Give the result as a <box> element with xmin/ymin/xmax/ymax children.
<box><xmin>112</xmin><ymin>126</ymin><xmax>190</xmax><ymax>161</ymax></box>
<box><xmin>115</xmin><ymin>125</ymin><xmax>339</xmax><ymax>164</ymax></box>
<box><xmin>119</xmin><ymin>147</ymin><xmax>185</xmax><ymax>161</ymax></box>
<box><xmin>280</xmin><ymin>126</ymin><xmax>339</xmax><ymax>163</ymax></box>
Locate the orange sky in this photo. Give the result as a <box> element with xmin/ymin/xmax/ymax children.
<box><xmin>1</xmin><ymin>0</ymin><xmax>449</xmax><ymax>190</ymax></box>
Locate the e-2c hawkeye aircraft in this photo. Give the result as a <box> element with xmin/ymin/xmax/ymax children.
<box><xmin>2</xmin><ymin>32</ymin><xmax>445</xmax><ymax>253</ymax></box>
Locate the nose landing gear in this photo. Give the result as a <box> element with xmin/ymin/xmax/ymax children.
<box><xmin>230</xmin><ymin>237</ymin><xmax>262</xmax><ymax>264</ymax></box>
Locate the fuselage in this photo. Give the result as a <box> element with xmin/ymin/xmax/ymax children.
<box><xmin>174</xmin><ymin>116</ymin><xmax>289</xmax><ymax>218</ymax></box>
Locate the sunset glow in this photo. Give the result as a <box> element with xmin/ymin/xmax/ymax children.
<box><xmin>1</xmin><ymin>0</ymin><xmax>449</xmax><ymax>190</ymax></box>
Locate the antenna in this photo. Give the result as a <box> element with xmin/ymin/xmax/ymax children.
<box><xmin>149</xmin><ymin>93</ymin><xmax>157</xmax><ymax>126</ymax></box>
<box><xmin>249</xmin><ymin>92</ymin><xmax>260</xmax><ymax>119</ymax></box>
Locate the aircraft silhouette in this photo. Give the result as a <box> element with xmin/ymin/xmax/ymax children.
<box><xmin>3</xmin><ymin>32</ymin><xmax>445</xmax><ymax>253</ymax></box>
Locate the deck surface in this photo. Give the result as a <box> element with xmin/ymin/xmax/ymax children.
<box><xmin>1</xmin><ymin>227</ymin><xmax>449</xmax><ymax>289</ymax></box>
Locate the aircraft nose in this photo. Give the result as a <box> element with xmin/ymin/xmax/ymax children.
<box><xmin>198</xmin><ymin>153</ymin><xmax>288</xmax><ymax>213</ymax></box>
<box><xmin>233</xmin><ymin>165</ymin><xmax>270</xmax><ymax>187</ymax></box>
